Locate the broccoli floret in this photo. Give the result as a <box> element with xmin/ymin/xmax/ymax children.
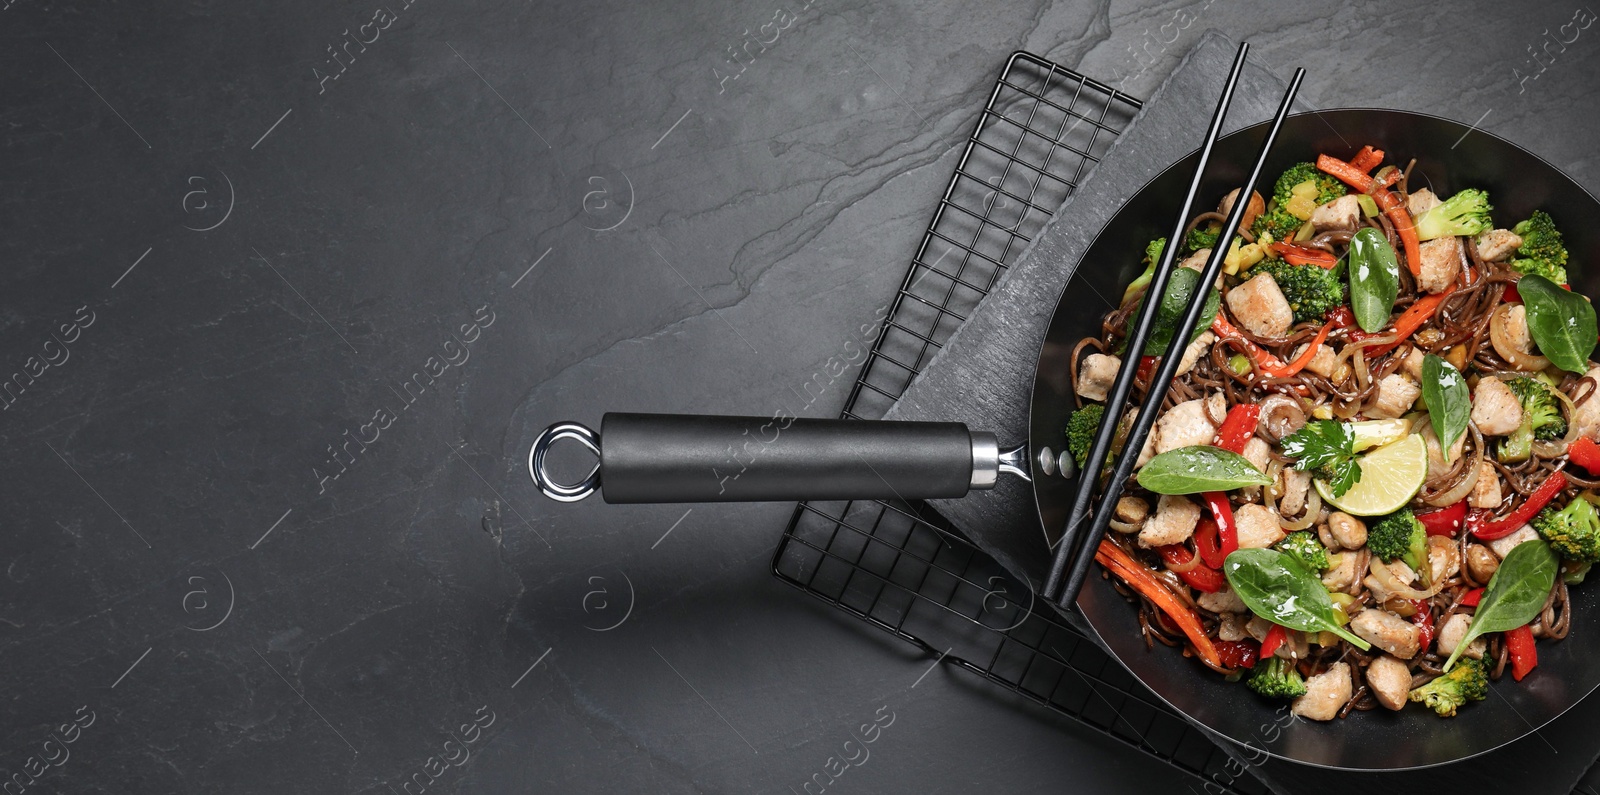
<box><xmin>1510</xmin><ymin>211</ymin><xmax>1569</xmax><ymax>285</ymax></box>
<box><xmin>1252</xmin><ymin>260</ymin><xmax>1345</xmax><ymax>324</ymax></box>
<box><xmin>1066</xmin><ymin>404</ymin><xmax>1105</xmax><ymax>470</ymax></box>
<box><xmin>1251</xmin><ymin>205</ymin><xmax>1303</xmax><ymax>242</ymax></box>
<box><xmin>1274</xmin><ymin>530</ymin><xmax>1329</xmax><ymax>573</ymax></box>
<box><xmin>1369</xmin><ymin>508</ymin><xmax>1428</xmax><ymax>577</ymax></box>
<box><xmin>1246</xmin><ymin>656</ymin><xmax>1308</xmax><ymax>699</ymax></box>
<box><xmin>1414</xmin><ymin>188</ymin><xmax>1493</xmax><ymax>241</ymax></box>
<box><xmin>1274</xmin><ymin>162</ymin><xmax>1347</xmax><ymax>207</ymax></box>
<box><xmin>1532</xmin><ymin>496</ymin><xmax>1600</xmax><ymax>563</ymax></box>
<box><xmin>1121</xmin><ymin>238</ymin><xmax>1167</xmax><ymax>305</ymax></box>
<box><xmin>1187</xmin><ymin>223</ymin><xmax>1221</xmax><ymax>252</ymax></box>
<box><xmin>1498</xmin><ymin>377</ymin><xmax>1568</xmax><ymax>462</ymax></box>
<box><xmin>1408</xmin><ymin>656</ymin><xmax>1489</xmax><ymax>717</ymax></box>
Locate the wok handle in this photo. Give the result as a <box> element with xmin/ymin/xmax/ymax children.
<box><xmin>528</xmin><ymin>412</ymin><xmax>1030</xmax><ymax>504</ymax></box>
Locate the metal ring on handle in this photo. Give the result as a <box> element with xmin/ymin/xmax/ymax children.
<box><xmin>528</xmin><ymin>421</ymin><xmax>602</xmax><ymax>502</ymax></box>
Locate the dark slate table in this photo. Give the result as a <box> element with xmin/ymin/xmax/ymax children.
<box><xmin>4</xmin><ymin>1</ymin><xmax>1600</xmax><ymax>793</ymax></box>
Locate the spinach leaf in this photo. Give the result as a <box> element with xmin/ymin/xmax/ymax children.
<box><xmin>1519</xmin><ymin>274</ymin><xmax>1597</xmax><ymax>374</ymax></box>
<box><xmin>1280</xmin><ymin>420</ymin><xmax>1362</xmax><ymax>498</ymax></box>
<box><xmin>1223</xmin><ymin>548</ymin><xmax>1371</xmax><ymax>650</ymax></box>
<box><xmin>1421</xmin><ymin>354</ymin><xmax>1470</xmax><ymax>462</ymax></box>
<box><xmin>1135</xmin><ymin>446</ymin><xmax>1272</xmax><ymax>494</ymax></box>
<box><xmin>1443</xmin><ymin>539</ymin><xmax>1559</xmax><ymax>671</ymax></box>
<box><xmin>1123</xmin><ymin>267</ymin><xmax>1221</xmax><ymax>358</ymax></box>
<box><xmin>1347</xmin><ymin>227</ymin><xmax>1400</xmax><ymax>333</ymax></box>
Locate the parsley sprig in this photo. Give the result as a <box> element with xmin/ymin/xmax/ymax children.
<box><xmin>1280</xmin><ymin>420</ymin><xmax>1362</xmax><ymax>498</ymax></box>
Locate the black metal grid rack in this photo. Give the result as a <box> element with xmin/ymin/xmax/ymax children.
<box><xmin>769</xmin><ymin>52</ymin><xmax>1269</xmax><ymax>795</ymax></box>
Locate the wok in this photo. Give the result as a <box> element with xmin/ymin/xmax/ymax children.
<box><xmin>530</xmin><ymin>109</ymin><xmax>1600</xmax><ymax>769</ymax></box>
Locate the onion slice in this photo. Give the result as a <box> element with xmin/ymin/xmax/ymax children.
<box><xmin>1423</xmin><ymin>425</ymin><xmax>1484</xmax><ymax>507</ymax></box>
<box><xmin>1369</xmin><ymin>555</ymin><xmax>1446</xmax><ymax>600</ymax></box>
<box><xmin>1490</xmin><ymin>304</ymin><xmax>1551</xmax><ymax>371</ymax></box>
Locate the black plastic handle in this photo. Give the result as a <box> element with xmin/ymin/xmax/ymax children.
<box><xmin>597</xmin><ymin>413</ymin><xmax>980</xmax><ymax>504</ymax></box>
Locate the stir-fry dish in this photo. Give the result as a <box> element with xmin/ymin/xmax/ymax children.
<box><xmin>1071</xmin><ymin>144</ymin><xmax>1600</xmax><ymax>720</ymax></box>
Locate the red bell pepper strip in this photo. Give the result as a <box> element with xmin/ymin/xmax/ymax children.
<box><xmin>1211</xmin><ymin>313</ymin><xmax>1335</xmax><ymax>379</ymax></box>
<box><xmin>1502</xmin><ymin>282</ymin><xmax>1522</xmax><ymax>303</ymax></box>
<box><xmin>1096</xmin><ymin>540</ymin><xmax>1222</xmax><ymax>668</ymax></box>
<box><xmin>1417</xmin><ymin>500</ymin><xmax>1467</xmax><ymax>537</ymax></box>
<box><xmin>1213</xmin><ymin>404</ymin><xmax>1259</xmax><ymax>454</ymax></box>
<box><xmin>1201</xmin><ymin>492</ymin><xmax>1239</xmax><ymax>560</ymax></box>
<box><xmin>1269</xmin><ymin>242</ymin><xmax>1339</xmax><ymax>268</ymax></box>
<box><xmin>1259</xmin><ymin>623</ymin><xmax>1287</xmax><ymax>659</ymax></box>
<box><xmin>1137</xmin><ymin>355</ymin><xmax>1158</xmax><ymax>383</ymax></box>
<box><xmin>1467</xmin><ymin>471</ymin><xmax>1568</xmax><ymax>541</ymax></box>
<box><xmin>1361</xmin><ymin>291</ymin><xmax>1453</xmax><ymax>358</ymax></box>
<box><xmin>1156</xmin><ymin>544</ymin><xmax>1227</xmax><ymax>593</ymax></box>
<box><xmin>1460</xmin><ymin>588</ymin><xmax>1484</xmax><ymax>607</ymax></box>
<box><xmin>1213</xmin><ymin>639</ymin><xmax>1260</xmax><ymax>670</ymax></box>
<box><xmin>1569</xmin><ymin>437</ymin><xmax>1600</xmax><ymax>476</ymax></box>
<box><xmin>1193</xmin><ymin>518</ymin><xmax>1226</xmax><ymax>570</ymax></box>
<box><xmin>1507</xmin><ymin>624</ymin><xmax>1538</xmax><ymax>681</ymax></box>
<box><xmin>1412</xmin><ymin>601</ymin><xmax>1435</xmax><ymax>650</ymax></box>
<box><xmin>1350</xmin><ymin>145</ymin><xmax>1384</xmax><ymax>173</ymax></box>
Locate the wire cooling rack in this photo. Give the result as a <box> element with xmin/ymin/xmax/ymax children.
<box><xmin>769</xmin><ymin>52</ymin><xmax>1269</xmax><ymax>795</ymax></box>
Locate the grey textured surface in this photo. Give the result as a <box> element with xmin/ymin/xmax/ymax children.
<box><xmin>883</xmin><ymin>30</ymin><xmax>1306</xmax><ymax>591</ymax></box>
<box><xmin>4</xmin><ymin>0</ymin><xmax>1600</xmax><ymax>793</ymax></box>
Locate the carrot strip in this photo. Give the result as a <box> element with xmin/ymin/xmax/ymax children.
<box><xmin>1316</xmin><ymin>154</ymin><xmax>1374</xmax><ymax>193</ymax></box>
<box><xmin>1350</xmin><ymin>146</ymin><xmax>1385</xmax><ymax>173</ymax></box>
<box><xmin>1096</xmin><ymin>539</ymin><xmax>1222</xmax><ymax>668</ymax></box>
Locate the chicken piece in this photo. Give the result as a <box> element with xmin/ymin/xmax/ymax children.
<box><xmin>1416</xmin><ymin>236</ymin><xmax>1462</xmax><ymax>294</ymax></box>
<box><xmin>1475</xmin><ymin>228</ymin><xmax>1523</xmax><ymax>262</ymax></box>
<box><xmin>1291</xmin><ymin>342</ymin><xmax>1338</xmax><ymax>379</ymax></box>
<box><xmin>1436</xmin><ymin>613</ymin><xmax>1489</xmax><ymax>660</ymax></box>
<box><xmin>1363</xmin><ymin>559</ymin><xmax>1419</xmax><ymax>604</ymax></box>
<box><xmin>1292</xmin><ymin>662</ymin><xmax>1353</xmax><ymax>721</ymax></box>
<box><xmin>1138</xmin><ymin>495</ymin><xmax>1201</xmax><ymax>549</ymax></box>
<box><xmin>1143</xmin><ymin>396</ymin><xmax>1221</xmax><ymax>467</ymax></box>
<box><xmin>1571</xmin><ymin>365</ymin><xmax>1600</xmax><ymax>440</ymax></box>
<box><xmin>1113</xmin><ymin>497</ymin><xmax>1149</xmax><ymax>532</ymax></box>
<box><xmin>1365</xmin><ymin>655</ymin><xmax>1413</xmax><ymax>711</ymax></box>
<box><xmin>1175</xmin><ymin>331</ymin><xmax>1216</xmax><ymax>377</ymax></box>
<box><xmin>1321</xmin><ymin>551</ymin><xmax>1360</xmax><ymax>592</ymax></box>
<box><xmin>1197</xmin><ymin>586</ymin><xmax>1248</xmax><ymax>614</ymax></box>
<box><xmin>1179</xmin><ymin>248</ymin><xmax>1225</xmax><ymax>290</ymax></box>
<box><xmin>1234</xmin><ymin>503</ymin><xmax>1286</xmax><ymax>549</ymax></box>
<box><xmin>1279</xmin><ymin>468</ymin><xmax>1312</xmax><ymax>518</ymax></box>
<box><xmin>1241</xmin><ymin>437</ymin><xmax>1271</xmax><ymax>474</ymax></box>
<box><xmin>1469</xmin><ymin>461</ymin><xmax>1503</xmax><ymax>510</ymax></box>
<box><xmin>1422</xmin><ymin>421</ymin><xmax>1466</xmax><ymax>480</ymax></box>
<box><xmin>1218</xmin><ymin>613</ymin><xmax>1251</xmax><ymax>642</ymax></box>
<box><xmin>1225</xmin><ymin>273</ymin><xmax>1294</xmax><ymax>338</ymax></box>
<box><xmin>1219</xmin><ymin>188</ymin><xmax>1265</xmax><ymax>231</ymax></box>
<box><xmin>1328</xmin><ymin>512</ymin><xmax>1367</xmax><ymax>550</ymax></box>
<box><xmin>1075</xmin><ymin>352</ymin><xmax>1120</xmax><ymax>402</ymax></box>
<box><xmin>1488</xmin><ymin>524</ymin><xmax>1540</xmax><ymax>559</ymax></box>
<box><xmin>1493</xmin><ymin>304</ymin><xmax>1542</xmax><ymax>367</ymax></box>
<box><xmin>1364</xmin><ymin>374</ymin><xmax>1421</xmax><ymax>419</ymax></box>
<box><xmin>1400</xmin><ymin>346</ymin><xmax>1426</xmax><ymax>381</ymax></box>
<box><xmin>1429</xmin><ymin>535</ymin><xmax>1461</xmax><ymax>583</ymax></box>
<box><xmin>1352</xmin><ymin>608</ymin><xmax>1423</xmax><ymax>659</ymax></box>
<box><xmin>1470</xmin><ymin>376</ymin><xmax>1523</xmax><ymax>436</ymax></box>
<box><xmin>1245</xmin><ymin>615</ymin><xmax>1273</xmax><ymax>642</ymax></box>
<box><xmin>1256</xmin><ymin>393</ymin><xmax>1307</xmax><ymax>443</ymax></box>
<box><xmin>1407</xmin><ymin>187</ymin><xmax>1442</xmax><ymax>217</ymax></box>
<box><xmin>1311</xmin><ymin>194</ymin><xmax>1361</xmax><ymax>232</ymax></box>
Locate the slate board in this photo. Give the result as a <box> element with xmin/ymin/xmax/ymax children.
<box><xmin>882</xmin><ymin>31</ymin><xmax>1600</xmax><ymax>795</ymax></box>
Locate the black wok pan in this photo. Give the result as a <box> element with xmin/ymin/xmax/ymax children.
<box><xmin>530</xmin><ymin>109</ymin><xmax>1600</xmax><ymax>769</ymax></box>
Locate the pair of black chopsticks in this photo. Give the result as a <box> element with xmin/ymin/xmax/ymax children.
<box><xmin>1042</xmin><ymin>43</ymin><xmax>1306</xmax><ymax>609</ymax></box>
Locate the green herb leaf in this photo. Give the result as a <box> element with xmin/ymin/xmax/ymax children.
<box><xmin>1223</xmin><ymin>548</ymin><xmax>1372</xmax><ymax>650</ymax></box>
<box><xmin>1123</xmin><ymin>267</ymin><xmax>1221</xmax><ymax>358</ymax></box>
<box><xmin>1347</xmin><ymin>227</ymin><xmax>1400</xmax><ymax>333</ymax></box>
<box><xmin>1518</xmin><ymin>274</ymin><xmax>1598</xmax><ymax>374</ymax></box>
<box><xmin>1421</xmin><ymin>354</ymin><xmax>1470</xmax><ymax>462</ymax></box>
<box><xmin>1280</xmin><ymin>420</ymin><xmax>1363</xmax><ymax>498</ymax></box>
<box><xmin>1135</xmin><ymin>445</ymin><xmax>1273</xmax><ymax>494</ymax></box>
<box><xmin>1443</xmin><ymin>540</ymin><xmax>1559</xmax><ymax>671</ymax></box>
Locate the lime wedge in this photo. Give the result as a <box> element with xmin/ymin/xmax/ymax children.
<box><xmin>1350</xmin><ymin>418</ymin><xmax>1411</xmax><ymax>452</ymax></box>
<box><xmin>1315</xmin><ymin>434</ymin><xmax>1428</xmax><ymax>516</ymax></box>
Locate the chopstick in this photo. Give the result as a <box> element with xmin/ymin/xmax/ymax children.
<box><xmin>1038</xmin><ymin>41</ymin><xmax>1253</xmax><ymax>604</ymax></box>
<box><xmin>1048</xmin><ymin>61</ymin><xmax>1310</xmax><ymax>610</ymax></box>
